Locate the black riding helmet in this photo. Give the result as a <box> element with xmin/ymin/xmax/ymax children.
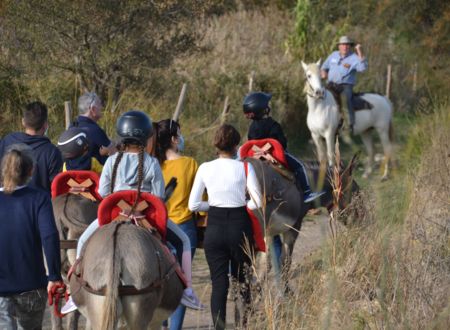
<box><xmin>57</xmin><ymin>127</ymin><xmax>89</xmax><ymax>159</ymax></box>
<box><xmin>116</xmin><ymin>110</ymin><xmax>153</xmax><ymax>146</ymax></box>
<box><xmin>243</xmin><ymin>92</ymin><xmax>272</xmax><ymax>119</ymax></box>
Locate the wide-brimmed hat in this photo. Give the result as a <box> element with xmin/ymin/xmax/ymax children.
<box><xmin>337</xmin><ymin>36</ymin><xmax>355</xmax><ymax>45</ymax></box>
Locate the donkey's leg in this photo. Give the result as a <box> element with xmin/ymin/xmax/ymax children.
<box><xmin>79</xmin><ymin>294</ymin><xmax>108</xmax><ymax>330</ymax></box>
<box><xmin>280</xmin><ymin>228</ymin><xmax>300</xmax><ymax>291</ymax></box>
<box><xmin>377</xmin><ymin>128</ymin><xmax>392</xmax><ymax>181</ymax></box>
<box><xmin>122</xmin><ymin>294</ymin><xmax>160</xmax><ymax>330</ymax></box>
<box><xmin>311</xmin><ymin>132</ymin><xmax>328</xmax><ymax>165</ymax></box>
<box><xmin>360</xmin><ymin>130</ymin><xmax>374</xmax><ymax>178</ymax></box>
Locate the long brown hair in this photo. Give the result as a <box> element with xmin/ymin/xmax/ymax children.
<box><xmin>154</xmin><ymin>119</ymin><xmax>180</xmax><ymax>164</ymax></box>
<box><xmin>1</xmin><ymin>144</ymin><xmax>34</xmax><ymax>194</ymax></box>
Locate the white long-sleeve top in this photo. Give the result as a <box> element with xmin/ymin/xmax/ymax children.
<box><xmin>188</xmin><ymin>158</ymin><xmax>262</xmax><ymax>212</ymax></box>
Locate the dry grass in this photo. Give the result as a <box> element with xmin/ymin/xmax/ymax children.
<box><xmin>241</xmin><ymin>104</ymin><xmax>449</xmax><ymax>329</ymax></box>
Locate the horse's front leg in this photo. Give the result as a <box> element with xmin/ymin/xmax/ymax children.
<box><xmin>311</xmin><ymin>132</ymin><xmax>328</xmax><ymax>165</ymax></box>
<box><xmin>325</xmin><ymin>130</ymin><xmax>336</xmax><ymax>166</ymax></box>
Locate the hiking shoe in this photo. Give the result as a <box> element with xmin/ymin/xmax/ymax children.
<box><xmin>181</xmin><ymin>288</ymin><xmax>205</xmax><ymax>311</ymax></box>
<box><xmin>61</xmin><ymin>296</ymin><xmax>78</xmax><ymax>314</ymax></box>
<box><xmin>304</xmin><ymin>191</ymin><xmax>326</xmax><ymax>203</ymax></box>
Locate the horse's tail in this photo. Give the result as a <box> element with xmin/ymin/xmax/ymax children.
<box><xmin>389</xmin><ymin>120</ymin><xmax>394</xmax><ymax>143</ymax></box>
<box><xmin>101</xmin><ymin>222</ymin><xmax>121</xmax><ymax>330</ymax></box>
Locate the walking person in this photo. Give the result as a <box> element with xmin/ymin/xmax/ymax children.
<box><xmin>61</xmin><ymin>110</ymin><xmax>203</xmax><ymax>314</ymax></box>
<box><xmin>189</xmin><ymin>124</ymin><xmax>262</xmax><ymax>330</ymax></box>
<box><xmin>0</xmin><ymin>144</ymin><xmax>63</xmax><ymax>329</ymax></box>
<box><xmin>71</xmin><ymin>92</ymin><xmax>116</xmax><ymax>165</ymax></box>
<box><xmin>0</xmin><ymin>101</ymin><xmax>63</xmax><ymax>192</ymax></box>
<box><xmin>154</xmin><ymin>118</ymin><xmax>205</xmax><ymax>329</ymax></box>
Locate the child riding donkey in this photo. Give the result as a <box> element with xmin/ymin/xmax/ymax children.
<box><xmin>61</xmin><ymin>110</ymin><xmax>203</xmax><ymax>314</ymax></box>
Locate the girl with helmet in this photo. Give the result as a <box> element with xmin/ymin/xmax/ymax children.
<box><xmin>243</xmin><ymin>91</ymin><xmax>324</xmax><ymax>203</ymax></box>
<box><xmin>0</xmin><ymin>144</ymin><xmax>63</xmax><ymax>329</ymax></box>
<box><xmin>61</xmin><ymin>110</ymin><xmax>203</xmax><ymax>314</ymax></box>
<box><xmin>57</xmin><ymin>127</ymin><xmax>103</xmax><ymax>174</ymax></box>
<box><xmin>153</xmin><ymin>119</ymin><xmax>204</xmax><ymax>329</ymax></box>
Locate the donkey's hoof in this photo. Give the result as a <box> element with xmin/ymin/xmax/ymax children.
<box><xmin>380</xmin><ymin>175</ymin><xmax>389</xmax><ymax>182</ymax></box>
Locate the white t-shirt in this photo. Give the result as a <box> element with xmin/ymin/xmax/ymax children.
<box><xmin>188</xmin><ymin>158</ymin><xmax>262</xmax><ymax>212</ymax></box>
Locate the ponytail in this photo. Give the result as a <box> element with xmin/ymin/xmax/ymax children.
<box><xmin>1</xmin><ymin>145</ymin><xmax>34</xmax><ymax>194</ymax></box>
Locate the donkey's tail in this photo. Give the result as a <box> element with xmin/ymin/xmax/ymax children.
<box><xmin>101</xmin><ymin>222</ymin><xmax>121</xmax><ymax>330</ymax></box>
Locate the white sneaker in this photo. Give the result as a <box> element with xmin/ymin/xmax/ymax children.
<box><xmin>61</xmin><ymin>296</ymin><xmax>78</xmax><ymax>314</ymax></box>
<box><xmin>180</xmin><ymin>288</ymin><xmax>205</xmax><ymax>311</ymax></box>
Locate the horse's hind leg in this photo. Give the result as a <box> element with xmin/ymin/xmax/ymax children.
<box><xmin>377</xmin><ymin>128</ymin><xmax>392</xmax><ymax>181</ymax></box>
<box><xmin>360</xmin><ymin>130</ymin><xmax>374</xmax><ymax>178</ymax></box>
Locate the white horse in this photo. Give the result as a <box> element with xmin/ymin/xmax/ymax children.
<box><xmin>301</xmin><ymin>60</ymin><xmax>393</xmax><ymax>179</ymax></box>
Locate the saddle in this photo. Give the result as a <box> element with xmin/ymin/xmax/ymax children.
<box><xmin>327</xmin><ymin>83</ymin><xmax>374</xmax><ymax>112</ymax></box>
<box><xmin>51</xmin><ymin>170</ymin><xmax>102</xmax><ymax>201</ymax></box>
<box><xmin>240</xmin><ymin>138</ymin><xmax>294</xmax><ymax>182</ymax></box>
<box><xmin>97</xmin><ymin>190</ymin><xmax>168</xmax><ymax>240</ymax></box>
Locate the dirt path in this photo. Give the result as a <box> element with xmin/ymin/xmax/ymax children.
<box><xmin>42</xmin><ymin>212</ymin><xmax>329</xmax><ymax>329</ymax></box>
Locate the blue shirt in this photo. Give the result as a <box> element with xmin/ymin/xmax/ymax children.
<box><xmin>0</xmin><ymin>186</ymin><xmax>62</xmax><ymax>294</ymax></box>
<box><xmin>321</xmin><ymin>51</ymin><xmax>367</xmax><ymax>85</ymax></box>
<box><xmin>71</xmin><ymin>116</ymin><xmax>111</xmax><ymax>165</ymax></box>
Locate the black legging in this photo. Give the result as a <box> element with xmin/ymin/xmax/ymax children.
<box><xmin>203</xmin><ymin>206</ymin><xmax>254</xmax><ymax>330</ymax></box>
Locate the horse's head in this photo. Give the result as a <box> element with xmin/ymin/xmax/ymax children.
<box><xmin>301</xmin><ymin>60</ymin><xmax>325</xmax><ymax>99</ymax></box>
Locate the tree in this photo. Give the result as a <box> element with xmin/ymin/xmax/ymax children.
<box><xmin>0</xmin><ymin>0</ymin><xmax>225</xmax><ymax>108</ymax></box>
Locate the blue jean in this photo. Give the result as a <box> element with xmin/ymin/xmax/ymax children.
<box><xmin>341</xmin><ymin>84</ymin><xmax>355</xmax><ymax>126</ymax></box>
<box><xmin>164</xmin><ymin>218</ymin><xmax>197</xmax><ymax>330</ymax></box>
<box><xmin>0</xmin><ymin>288</ymin><xmax>47</xmax><ymax>330</ymax></box>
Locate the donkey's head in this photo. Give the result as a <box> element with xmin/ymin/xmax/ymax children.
<box><xmin>301</xmin><ymin>60</ymin><xmax>325</xmax><ymax>99</ymax></box>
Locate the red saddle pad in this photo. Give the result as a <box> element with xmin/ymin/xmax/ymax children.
<box><xmin>240</xmin><ymin>138</ymin><xmax>289</xmax><ymax>169</ymax></box>
<box><xmin>51</xmin><ymin>170</ymin><xmax>102</xmax><ymax>201</ymax></box>
<box><xmin>97</xmin><ymin>190</ymin><xmax>167</xmax><ymax>240</ymax></box>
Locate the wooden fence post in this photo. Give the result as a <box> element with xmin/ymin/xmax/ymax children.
<box><xmin>385</xmin><ymin>64</ymin><xmax>392</xmax><ymax>99</ymax></box>
<box><xmin>412</xmin><ymin>63</ymin><xmax>417</xmax><ymax>94</ymax></box>
<box><xmin>248</xmin><ymin>71</ymin><xmax>255</xmax><ymax>92</ymax></box>
<box><xmin>64</xmin><ymin>101</ymin><xmax>72</xmax><ymax>129</ymax></box>
<box><xmin>220</xmin><ymin>96</ymin><xmax>230</xmax><ymax>124</ymax></box>
<box><xmin>172</xmin><ymin>83</ymin><xmax>188</xmax><ymax>122</ymax></box>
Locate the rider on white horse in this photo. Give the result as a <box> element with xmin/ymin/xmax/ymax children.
<box><xmin>243</xmin><ymin>92</ymin><xmax>324</xmax><ymax>203</ymax></box>
<box><xmin>321</xmin><ymin>36</ymin><xmax>368</xmax><ymax>134</ymax></box>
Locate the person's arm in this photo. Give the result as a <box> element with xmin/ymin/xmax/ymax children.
<box><xmin>37</xmin><ymin>194</ymin><xmax>62</xmax><ymax>282</ymax></box>
<box><xmin>98</xmin><ymin>157</ymin><xmax>112</xmax><ymax>198</ymax></box>
<box><xmin>99</xmin><ymin>142</ymin><xmax>116</xmax><ymax>157</ymax></box>
<box><xmin>270</xmin><ymin>121</ymin><xmax>288</xmax><ymax>150</ymax></box>
<box><xmin>246</xmin><ymin>163</ymin><xmax>262</xmax><ymax>210</ymax></box>
<box><xmin>150</xmin><ymin>160</ymin><xmax>165</xmax><ymax>199</ymax></box>
<box><xmin>354</xmin><ymin>44</ymin><xmax>367</xmax><ymax>72</ymax></box>
<box><xmin>48</xmin><ymin>147</ymin><xmax>63</xmax><ymax>183</ymax></box>
<box><xmin>188</xmin><ymin>166</ymin><xmax>209</xmax><ymax>212</ymax></box>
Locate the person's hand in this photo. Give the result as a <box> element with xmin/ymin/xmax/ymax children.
<box><xmin>355</xmin><ymin>44</ymin><xmax>363</xmax><ymax>54</ymax></box>
<box><xmin>99</xmin><ymin>145</ymin><xmax>109</xmax><ymax>156</ymax></box>
<box><xmin>47</xmin><ymin>281</ymin><xmax>64</xmax><ymax>295</ymax></box>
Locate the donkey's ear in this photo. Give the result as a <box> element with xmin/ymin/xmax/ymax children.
<box><xmin>316</xmin><ymin>59</ymin><xmax>322</xmax><ymax>67</ymax></box>
<box><xmin>301</xmin><ymin>61</ymin><xmax>308</xmax><ymax>72</ymax></box>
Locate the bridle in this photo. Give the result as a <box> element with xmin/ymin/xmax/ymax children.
<box><xmin>304</xmin><ymin>71</ymin><xmax>325</xmax><ymax>100</ymax></box>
